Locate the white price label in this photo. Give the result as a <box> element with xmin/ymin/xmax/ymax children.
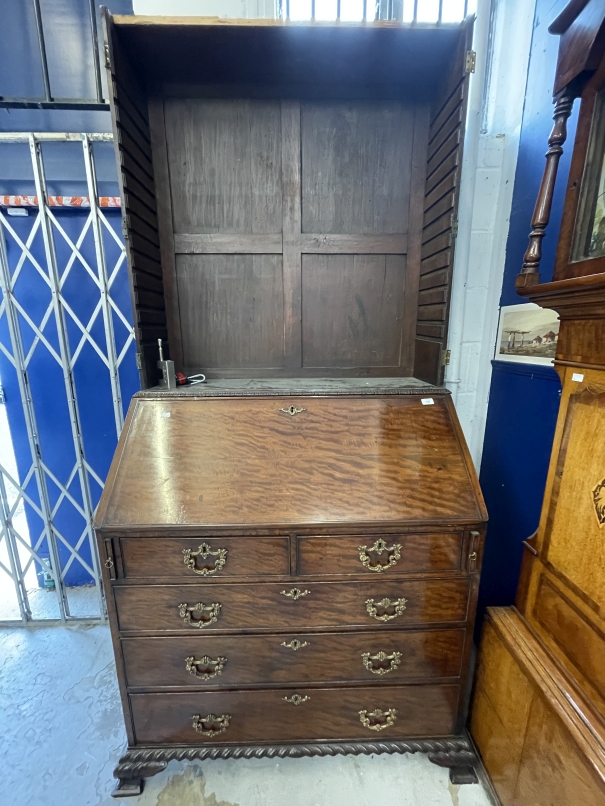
<box><xmin>572</xmin><ymin>373</ymin><xmax>584</xmax><ymax>382</ymax></box>
<box><xmin>161</xmin><ymin>411</ymin><xmax>171</xmax><ymax>418</ymax></box>
<box><xmin>421</xmin><ymin>398</ymin><xmax>435</xmax><ymax>406</ymax></box>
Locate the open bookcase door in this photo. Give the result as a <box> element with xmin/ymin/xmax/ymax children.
<box><xmin>414</xmin><ymin>20</ymin><xmax>474</xmax><ymax>385</ymax></box>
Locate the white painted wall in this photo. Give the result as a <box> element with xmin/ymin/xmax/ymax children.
<box><xmin>446</xmin><ymin>0</ymin><xmax>536</xmax><ymax>468</ymax></box>
<box><xmin>132</xmin><ymin>0</ymin><xmax>536</xmax><ymax>472</ymax></box>
<box><xmin>133</xmin><ymin>0</ymin><xmax>276</xmax><ymax>17</ymax></box>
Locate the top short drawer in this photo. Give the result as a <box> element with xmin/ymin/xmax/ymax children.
<box><xmin>297</xmin><ymin>533</ymin><xmax>463</xmax><ymax>576</ymax></box>
<box><xmin>119</xmin><ymin>537</ymin><xmax>289</xmax><ymax>579</ymax></box>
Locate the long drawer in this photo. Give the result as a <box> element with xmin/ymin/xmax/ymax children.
<box><xmin>121</xmin><ymin>628</ymin><xmax>465</xmax><ymax>688</ymax></box>
<box><xmin>297</xmin><ymin>533</ymin><xmax>464</xmax><ymax>576</ymax></box>
<box><xmin>130</xmin><ymin>684</ymin><xmax>460</xmax><ymax>744</ymax></box>
<box><xmin>114</xmin><ymin>578</ymin><xmax>470</xmax><ymax>633</ymax></box>
<box><xmin>120</xmin><ymin>536</ymin><xmax>290</xmax><ymax>578</ymax></box>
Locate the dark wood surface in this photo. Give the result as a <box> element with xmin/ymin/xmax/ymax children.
<box><xmin>129</xmin><ymin>683</ymin><xmax>460</xmax><ymax>745</ymax></box>
<box><xmin>296</xmin><ymin>532</ymin><xmax>464</xmax><ymax>576</ymax></box>
<box><xmin>113</xmin><ymin>577</ymin><xmax>471</xmax><ymax>633</ymax></box>
<box><xmin>103</xmin><ymin>9</ymin><xmax>168</xmax><ymax>388</ymax></box>
<box><xmin>414</xmin><ymin>21</ymin><xmax>472</xmax><ymax>385</ymax></box>
<box><xmin>96</xmin><ymin>395</ymin><xmax>486</xmax><ymax>529</ymax></box>
<box><xmin>121</xmin><ymin>628</ymin><xmax>465</xmax><ymax>689</ymax></box>
<box><xmin>120</xmin><ymin>536</ymin><xmax>291</xmax><ymax>578</ymax></box>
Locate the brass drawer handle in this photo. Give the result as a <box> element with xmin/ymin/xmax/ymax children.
<box><xmin>185</xmin><ymin>655</ymin><xmax>227</xmax><ymax>680</ymax></box>
<box><xmin>359</xmin><ymin>708</ymin><xmax>397</xmax><ymax>731</ymax></box>
<box><xmin>281</xmin><ymin>639</ymin><xmax>309</xmax><ymax>651</ymax></box>
<box><xmin>283</xmin><ymin>694</ymin><xmax>310</xmax><ymax>705</ymax></box>
<box><xmin>280</xmin><ymin>405</ymin><xmax>306</xmax><ymax>416</ymax></box>
<box><xmin>281</xmin><ymin>587</ymin><xmax>310</xmax><ymax>600</ymax></box>
<box><xmin>178</xmin><ymin>602</ymin><xmax>221</xmax><ymax>628</ymax></box>
<box><xmin>192</xmin><ymin>713</ymin><xmax>230</xmax><ymax>736</ymax></box>
<box><xmin>358</xmin><ymin>538</ymin><xmax>402</xmax><ymax>572</ymax></box>
<box><xmin>365</xmin><ymin>597</ymin><xmax>407</xmax><ymax>622</ymax></box>
<box><xmin>361</xmin><ymin>650</ymin><xmax>402</xmax><ymax>675</ymax></box>
<box><xmin>183</xmin><ymin>542</ymin><xmax>228</xmax><ymax>576</ymax></box>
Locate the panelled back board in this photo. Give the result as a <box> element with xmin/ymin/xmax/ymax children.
<box><xmin>103</xmin><ymin>14</ymin><xmax>473</xmax><ymax>387</ymax></box>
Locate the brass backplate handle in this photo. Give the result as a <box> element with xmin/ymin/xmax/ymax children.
<box><xmin>358</xmin><ymin>538</ymin><xmax>402</xmax><ymax>572</ymax></box>
<box><xmin>185</xmin><ymin>655</ymin><xmax>227</xmax><ymax>680</ymax></box>
<box><xmin>281</xmin><ymin>588</ymin><xmax>310</xmax><ymax>600</ymax></box>
<box><xmin>365</xmin><ymin>597</ymin><xmax>407</xmax><ymax>622</ymax></box>
<box><xmin>183</xmin><ymin>542</ymin><xmax>228</xmax><ymax>576</ymax></box>
<box><xmin>178</xmin><ymin>602</ymin><xmax>221</xmax><ymax>628</ymax></box>
<box><xmin>359</xmin><ymin>708</ymin><xmax>397</xmax><ymax>731</ymax></box>
<box><xmin>283</xmin><ymin>694</ymin><xmax>310</xmax><ymax>705</ymax></box>
<box><xmin>192</xmin><ymin>713</ymin><xmax>230</xmax><ymax>736</ymax></box>
<box><xmin>361</xmin><ymin>650</ymin><xmax>402</xmax><ymax>675</ymax></box>
<box><xmin>281</xmin><ymin>639</ymin><xmax>309</xmax><ymax>651</ymax></box>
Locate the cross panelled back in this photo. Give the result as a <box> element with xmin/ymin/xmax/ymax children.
<box><xmin>105</xmin><ymin>15</ymin><xmax>473</xmax><ymax>386</ymax></box>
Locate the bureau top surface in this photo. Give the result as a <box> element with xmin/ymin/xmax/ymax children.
<box><xmin>95</xmin><ymin>391</ymin><xmax>486</xmax><ymax>529</ymax></box>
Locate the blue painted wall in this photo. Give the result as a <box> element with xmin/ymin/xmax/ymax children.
<box><xmin>476</xmin><ymin>0</ymin><xmax>578</xmax><ymax>625</ymax></box>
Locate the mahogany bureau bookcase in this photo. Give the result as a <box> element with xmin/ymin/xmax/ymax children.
<box><xmin>96</xmin><ymin>12</ymin><xmax>488</xmax><ymax>797</ymax></box>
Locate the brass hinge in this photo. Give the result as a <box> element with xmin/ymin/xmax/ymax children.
<box><xmin>441</xmin><ymin>349</ymin><xmax>451</xmax><ymax>367</ymax></box>
<box><xmin>121</xmin><ymin>217</ymin><xmax>130</xmax><ymax>239</ymax></box>
<box><xmin>135</xmin><ymin>352</ymin><xmax>143</xmax><ymax>370</ymax></box>
<box><xmin>465</xmin><ymin>50</ymin><xmax>476</xmax><ymax>73</ymax></box>
<box><xmin>104</xmin><ymin>44</ymin><xmax>111</xmax><ymax>70</ymax></box>
<box><xmin>451</xmin><ymin>218</ymin><xmax>459</xmax><ymax>238</ymax></box>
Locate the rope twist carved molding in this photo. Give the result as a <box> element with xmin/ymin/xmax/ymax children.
<box><xmin>113</xmin><ymin>737</ymin><xmax>477</xmax><ymax>784</ymax></box>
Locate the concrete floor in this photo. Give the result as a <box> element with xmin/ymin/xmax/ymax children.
<box><xmin>0</xmin><ymin>623</ymin><xmax>497</xmax><ymax>806</ymax></box>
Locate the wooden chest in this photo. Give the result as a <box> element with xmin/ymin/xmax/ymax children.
<box><xmin>95</xmin><ymin>380</ymin><xmax>487</xmax><ymax>795</ymax></box>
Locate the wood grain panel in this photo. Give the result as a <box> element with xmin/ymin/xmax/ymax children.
<box><xmin>130</xmin><ymin>683</ymin><xmax>460</xmax><ymax>744</ymax></box>
<box><xmin>301</xmin><ymin>102</ymin><xmax>413</xmax><ymax>235</ymax></box>
<box><xmin>120</xmin><ymin>536</ymin><xmax>290</xmax><ymax>579</ymax></box>
<box><xmin>114</xmin><ymin>578</ymin><xmax>470</xmax><ymax>632</ymax></box>
<box><xmin>99</xmin><ymin>396</ymin><xmax>485</xmax><ymax>528</ymax></box>
<box><xmin>164</xmin><ymin>98</ymin><xmax>283</xmax><ymax>234</ymax></box>
<box><xmin>121</xmin><ymin>628</ymin><xmax>465</xmax><ymax>688</ymax></box>
<box><xmin>544</xmin><ymin>385</ymin><xmax>605</xmax><ymax>613</ymax></box>
<box><xmin>301</xmin><ymin>254</ymin><xmax>406</xmax><ymax>369</ymax></box>
<box><xmin>174</xmin><ymin>234</ymin><xmax>283</xmax><ymax>254</ymax></box>
<box><xmin>533</xmin><ymin>574</ymin><xmax>605</xmax><ymax>705</ymax></box>
<box><xmin>175</xmin><ymin>254</ymin><xmax>285</xmax><ymax>370</ymax></box>
<box><xmin>297</xmin><ymin>533</ymin><xmax>463</xmax><ymax>576</ymax></box>
<box><xmin>513</xmin><ymin>693</ymin><xmax>605</xmax><ymax>806</ymax></box>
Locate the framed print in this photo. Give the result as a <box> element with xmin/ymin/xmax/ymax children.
<box><xmin>495</xmin><ymin>303</ymin><xmax>560</xmax><ymax>365</ymax></box>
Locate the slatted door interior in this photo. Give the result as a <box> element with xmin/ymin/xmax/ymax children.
<box><xmin>149</xmin><ymin>98</ymin><xmax>429</xmax><ymax>379</ymax></box>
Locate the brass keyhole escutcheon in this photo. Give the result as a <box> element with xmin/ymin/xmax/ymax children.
<box><xmin>279</xmin><ymin>405</ymin><xmax>306</xmax><ymax>417</ymax></box>
<box><xmin>283</xmin><ymin>694</ymin><xmax>310</xmax><ymax>705</ymax></box>
<box><xmin>281</xmin><ymin>639</ymin><xmax>309</xmax><ymax>651</ymax></box>
<box><xmin>281</xmin><ymin>588</ymin><xmax>310</xmax><ymax>600</ymax></box>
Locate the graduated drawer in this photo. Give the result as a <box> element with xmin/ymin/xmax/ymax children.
<box><xmin>114</xmin><ymin>578</ymin><xmax>470</xmax><ymax>633</ymax></box>
<box><xmin>119</xmin><ymin>536</ymin><xmax>289</xmax><ymax>578</ymax></box>
<box><xmin>122</xmin><ymin>628</ymin><xmax>465</xmax><ymax>688</ymax></box>
<box><xmin>297</xmin><ymin>533</ymin><xmax>463</xmax><ymax>576</ymax></box>
<box><xmin>130</xmin><ymin>683</ymin><xmax>460</xmax><ymax>744</ymax></box>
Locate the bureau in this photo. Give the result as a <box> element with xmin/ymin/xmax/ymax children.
<box><xmin>95</xmin><ymin>382</ymin><xmax>487</xmax><ymax>795</ymax></box>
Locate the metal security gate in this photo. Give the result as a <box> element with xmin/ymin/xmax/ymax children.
<box><xmin>0</xmin><ymin>132</ymin><xmax>137</xmax><ymax>625</ymax></box>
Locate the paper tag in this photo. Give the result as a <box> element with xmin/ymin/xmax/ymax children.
<box><xmin>161</xmin><ymin>411</ymin><xmax>171</xmax><ymax>418</ymax></box>
<box><xmin>572</xmin><ymin>373</ymin><xmax>584</xmax><ymax>382</ymax></box>
<box><xmin>421</xmin><ymin>398</ymin><xmax>435</xmax><ymax>406</ymax></box>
